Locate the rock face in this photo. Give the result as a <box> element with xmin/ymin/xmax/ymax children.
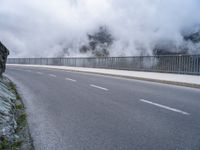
<box><xmin>0</xmin><ymin>42</ymin><xmax>9</xmax><ymax>75</ymax></box>
<box><xmin>0</xmin><ymin>43</ymin><xmax>17</xmax><ymax>142</ymax></box>
<box><xmin>0</xmin><ymin>77</ymin><xmax>17</xmax><ymax>142</ymax></box>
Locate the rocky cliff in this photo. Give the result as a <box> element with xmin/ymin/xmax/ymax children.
<box><xmin>0</xmin><ymin>43</ymin><xmax>32</xmax><ymax>149</ymax></box>
<box><xmin>0</xmin><ymin>42</ymin><xmax>9</xmax><ymax>75</ymax></box>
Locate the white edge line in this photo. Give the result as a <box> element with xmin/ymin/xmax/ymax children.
<box><xmin>140</xmin><ymin>99</ymin><xmax>190</xmax><ymax>115</ymax></box>
<box><xmin>48</xmin><ymin>74</ymin><xmax>57</xmax><ymax>77</ymax></box>
<box><xmin>65</xmin><ymin>78</ymin><xmax>77</xmax><ymax>82</ymax></box>
<box><xmin>90</xmin><ymin>84</ymin><xmax>109</xmax><ymax>91</ymax></box>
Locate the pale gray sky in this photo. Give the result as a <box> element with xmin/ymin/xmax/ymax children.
<box><xmin>0</xmin><ymin>0</ymin><xmax>200</xmax><ymax>57</ymax></box>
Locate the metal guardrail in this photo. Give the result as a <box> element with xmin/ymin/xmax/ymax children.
<box><xmin>7</xmin><ymin>55</ymin><xmax>200</xmax><ymax>75</ymax></box>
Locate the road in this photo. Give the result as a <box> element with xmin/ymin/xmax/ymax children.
<box><xmin>5</xmin><ymin>66</ymin><xmax>200</xmax><ymax>150</ymax></box>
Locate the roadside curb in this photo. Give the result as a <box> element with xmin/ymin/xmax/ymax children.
<box><xmin>51</xmin><ymin>68</ymin><xmax>200</xmax><ymax>89</ymax></box>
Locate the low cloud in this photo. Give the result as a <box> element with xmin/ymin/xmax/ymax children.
<box><xmin>0</xmin><ymin>0</ymin><xmax>200</xmax><ymax>57</ymax></box>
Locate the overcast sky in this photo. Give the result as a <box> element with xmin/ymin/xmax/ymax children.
<box><xmin>0</xmin><ymin>0</ymin><xmax>200</xmax><ymax>57</ymax></box>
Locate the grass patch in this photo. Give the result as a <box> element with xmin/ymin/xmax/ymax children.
<box><xmin>16</xmin><ymin>93</ymin><xmax>21</xmax><ymax>100</ymax></box>
<box><xmin>17</xmin><ymin>113</ymin><xmax>26</xmax><ymax>125</ymax></box>
<box><xmin>8</xmin><ymin>82</ymin><xmax>21</xmax><ymax>100</ymax></box>
<box><xmin>0</xmin><ymin>137</ymin><xmax>22</xmax><ymax>150</ymax></box>
<box><xmin>8</xmin><ymin>82</ymin><xmax>17</xmax><ymax>92</ymax></box>
<box><xmin>16</xmin><ymin>104</ymin><xmax>24</xmax><ymax>110</ymax></box>
<box><xmin>16</xmin><ymin>113</ymin><xmax>27</xmax><ymax>133</ymax></box>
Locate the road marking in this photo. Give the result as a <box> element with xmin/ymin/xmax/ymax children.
<box><xmin>90</xmin><ymin>84</ymin><xmax>109</xmax><ymax>91</ymax></box>
<box><xmin>140</xmin><ymin>99</ymin><xmax>190</xmax><ymax>115</ymax></box>
<box><xmin>48</xmin><ymin>74</ymin><xmax>57</xmax><ymax>77</ymax></box>
<box><xmin>65</xmin><ymin>78</ymin><xmax>77</xmax><ymax>82</ymax></box>
<box><xmin>36</xmin><ymin>72</ymin><xmax>43</xmax><ymax>75</ymax></box>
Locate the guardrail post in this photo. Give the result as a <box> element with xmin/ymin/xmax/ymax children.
<box><xmin>178</xmin><ymin>55</ymin><xmax>181</xmax><ymax>74</ymax></box>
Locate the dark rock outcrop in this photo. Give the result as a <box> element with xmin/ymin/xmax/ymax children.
<box><xmin>0</xmin><ymin>42</ymin><xmax>9</xmax><ymax>75</ymax></box>
<box><xmin>80</xmin><ymin>26</ymin><xmax>114</xmax><ymax>57</ymax></box>
<box><xmin>184</xmin><ymin>31</ymin><xmax>200</xmax><ymax>43</ymax></box>
<box><xmin>153</xmin><ymin>28</ymin><xmax>200</xmax><ymax>56</ymax></box>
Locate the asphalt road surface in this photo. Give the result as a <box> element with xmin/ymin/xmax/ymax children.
<box><xmin>5</xmin><ymin>66</ymin><xmax>200</xmax><ymax>150</ymax></box>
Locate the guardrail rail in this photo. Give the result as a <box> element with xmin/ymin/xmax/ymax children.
<box><xmin>7</xmin><ymin>55</ymin><xmax>200</xmax><ymax>75</ymax></box>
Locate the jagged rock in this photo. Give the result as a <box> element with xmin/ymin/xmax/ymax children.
<box><xmin>0</xmin><ymin>41</ymin><xmax>9</xmax><ymax>75</ymax></box>
<box><xmin>0</xmin><ymin>77</ymin><xmax>17</xmax><ymax>142</ymax></box>
<box><xmin>0</xmin><ymin>41</ymin><xmax>16</xmax><ymax>143</ymax></box>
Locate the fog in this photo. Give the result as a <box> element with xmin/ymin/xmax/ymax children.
<box><xmin>0</xmin><ymin>0</ymin><xmax>200</xmax><ymax>57</ymax></box>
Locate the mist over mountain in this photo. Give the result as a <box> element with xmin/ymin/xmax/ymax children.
<box><xmin>0</xmin><ymin>0</ymin><xmax>200</xmax><ymax>57</ymax></box>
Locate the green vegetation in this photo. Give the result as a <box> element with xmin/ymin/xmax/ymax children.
<box><xmin>0</xmin><ymin>137</ymin><xmax>22</xmax><ymax>150</ymax></box>
<box><xmin>16</xmin><ymin>113</ymin><xmax>27</xmax><ymax>133</ymax></box>
<box><xmin>16</xmin><ymin>104</ymin><xmax>24</xmax><ymax>110</ymax></box>
<box><xmin>8</xmin><ymin>82</ymin><xmax>21</xmax><ymax>100</ymax></box>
